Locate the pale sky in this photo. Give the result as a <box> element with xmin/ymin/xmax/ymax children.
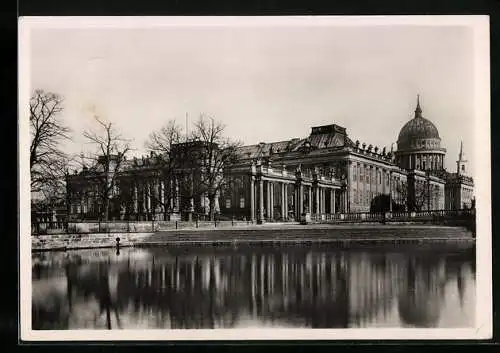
<box><xmin>27</xmin><ymin>19</ymin><xmax>476</xmax><ymax>175</ymax></box>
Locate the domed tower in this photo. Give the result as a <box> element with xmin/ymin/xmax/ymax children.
<box><xmin>394</xmin><ymin>96</ymin><xmax>446</xmax><ymax>172</ymax></box>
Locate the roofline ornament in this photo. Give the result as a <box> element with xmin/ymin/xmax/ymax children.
<box><xmin>414</xmin><ymin>94</ymin><xmax>422</xmax><ymax>119</ymax></box>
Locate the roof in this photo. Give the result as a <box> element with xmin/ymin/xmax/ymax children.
<box><xmin>398</xmin><ymin>116</ymin><xmax>440</xmax><ymax>142</ymax></box>
<box><xmin>235</xmin><ymin>139</ymin><xmax>304</xmax><ymax>159</ymax></box>
<box><xmin>235</xmin><ymin>123</ymin><xmax>354</xmax><ymax>159</ymax></box>
<box><xmin>397</xmin><ymin>96</ymin><xmax>440</xmax><ymax>143</ymax></box>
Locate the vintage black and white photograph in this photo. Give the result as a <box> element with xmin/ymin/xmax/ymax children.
<box><xmin>19</xmin><ymin>16</ymin><xmax>491</xmax><ymax>341</ymax></box>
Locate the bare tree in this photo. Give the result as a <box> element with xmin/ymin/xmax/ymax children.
<box><xmin>82</xmin><ymin>115</ymin><xmax>132</xmax><ymax>221</ymax></box>
<box><xmin>413</xmin><ymin>180</ymin><xmax>430</xmax><ymax>211</ymax></box>
<box><xmin>143</xmin><ymin>120</ymin><xmax>185</xmax><ymax>217</ymax></box>
<box><xmin>30</xmin><ymin>89</ymin><xmax>71</xmax><ymax>194</ymax></box>
<box><xmin>191</xmin><ymin>114</ymin><xmax>242</xmax><ymax>220</ymax></box>
<box><xmin>393</xmin><ymin>180</ymin><xmax>408</xmax><ymax>212</ymax></box>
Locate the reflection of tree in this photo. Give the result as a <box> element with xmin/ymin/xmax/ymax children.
<box><xmin>33</xmin><ymin>247</ymin><xmax>476</xmax><ymax>329</ymax></box>
<box><xmin>32</xmin><ymin>295</ymin><xmax>69</xmax><ymax>330</ymax></box>
<box><xmin>70</xmin><ymin>261</ymin><xmax>122</xmax><ymax>329</ymax></box>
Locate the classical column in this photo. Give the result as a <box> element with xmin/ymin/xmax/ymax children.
<box><xmin>175</xmin><ymin>177</ymin><xmax>180</xmax><ymax>212</ymax></box>
<box><xmin>345</xmin><ymin>188</ymin><xmax>349</xmax><ymax>212</ymax></box>
<box><xmin>147</xmin><ymin>182</ymin><xmax>151</xmax><ymax>213</ymax></box>
<box><xmin>321</xmin><ymin>188</ymin><xmax>326</xmax><ymax>214</ymax></box>
<box><xmin>281</xmin><ymin>182</ymin><xmax>286</xmax><ymax>220</ymax></box>
<box><xmin>298</xmin><ymin>183</ymin><xmax>304</xmax><ymax>215</ymax></box>
<box><xmin>169</xmin><ymin>179</ymin><xmax>174</xmax><ymax>211</ymax></box>
<box><xmin>389</xmin><ymin>172</ymin><xmax>393</xmax><ymax>212</ymax></box>
<box><xmin>328</xmin><ymin>189</ymin><xmax>332</xmax><ymax>214</ymax></box>
<box><xmin>160</xmin><ymin>180</ymin><xmax>165</xmax><ymax>207</ymax></box>
<box><xmin>190</xmin><ymin>174</ymin><xmax>195</xmax><ymax>210</ymax></box>
<box><xmin>267</xmin><ymin>182</ymin><xmax>271</xmax><ymax>219</ymax></box>
<box><xmin>320</xmin><ymin>188</ymin><xmax>325</xmax><ymax>214</ymax></box>
<box><xmin>332</xmin><ymin>189</ymin><xmax>336</xmax><ymax>214</ymax></box>
<box><xmin>318</xmin><ymin>187</ymin><xmax>325</xmax><ymax>213</ymax></box>
<box><xmin>133</xmin><ymin>184</ymin><xmax>138</xmax><ymax>213</ymax></box>
<box><xmin>269</xmin><ymin>182</ymin><xmax>274</xmax><ymax>220</ymax></box>
<box><xmin>315</xmin><ymin>185</ymin><xmax>320</xmax><ymax>214</ymax></box>
<box><xmin>259</xmin><ymin>178</ymin><xmax>264</xmax><ymax>222</ymax></box>
<box><xmin>141</xmin><ymin>184</ymin><xmax>146</xmax><ymax>215</ymax></box>
<box><xmin>427</xmin><ymin>178</ymin><xmax>431</xmax><ymax>211</ymax></box>
<box><xmin>250</xmin><ymin>176</ymin><xmax>255</xmax><ymax>222</ymax></box>
<box><xmin>307</xmin><ymin>185</ymin><xmax>313</xmax><ymax>213</ymax></box>
<box><xmin>283</xmin><ymin>183</ymin><xmax>288</xmax><ymax>219</ymax></box>
<box><xmin>325</xmin><ymin>188</ymin><xmax>328</xmax><ymax>213</ymax></box>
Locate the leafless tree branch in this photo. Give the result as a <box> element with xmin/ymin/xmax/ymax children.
<box><xmin>82</xmin><ymin>114</ymin><xmax>133</xmax><ymax>220</ymax></box>
<box><xmin>30</xmin><ymin>89</ymin><xmax>71</xmax><ymax>197</ymax></box>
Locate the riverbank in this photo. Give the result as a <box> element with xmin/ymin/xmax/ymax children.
<box><xmin>31</xmin><ymin>223</ymin><xmax>475</xmax><ymax>252</ymax></box>
<box><xmin>31</xmin><ymin>232</ymin><xmax>154</xmax><ymax>252</ymax></box>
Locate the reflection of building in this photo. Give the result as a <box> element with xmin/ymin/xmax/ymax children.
<box><xmin>32</xmin><ymin>247</ymin><xmax>475</xmax><ymax>329</ymax></box>
<box><xmin>66</xmin><ymin>97</ymin><xmax>474</xmax><ymax>221</ymax></box>
<box><xmin>397</xmin><ymin>258</ymin><xmax>447</xmax><ymax>328</ymax></box>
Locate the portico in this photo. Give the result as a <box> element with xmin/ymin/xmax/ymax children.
<box><xmin>236</xmin><ymin>160</ymin><xmax>344</xmax><ymax>223</ymax></box>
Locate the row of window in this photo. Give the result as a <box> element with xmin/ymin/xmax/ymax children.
<box><xmin>352</xmin><ymin>190</ymin><xmax>385</xmax><ymax>206</ymax></box>
<box><xmin>352</xmin><ymin>164</ymin><xmax>390</xmax><ymax>186</ymax></box>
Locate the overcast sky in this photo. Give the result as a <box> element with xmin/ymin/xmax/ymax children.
<box><xmin>27</xmin><ymin>19</ymin><xmax>476</xmax><ymax>175</ymax></box>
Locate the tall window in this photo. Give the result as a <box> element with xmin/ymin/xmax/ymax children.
<box><xmin>240</xmin><ymin>197</ymin><xmax>245</xmax><ymax>208</ymax></box>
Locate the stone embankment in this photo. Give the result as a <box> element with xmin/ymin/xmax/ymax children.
<box><xmin>32</xmin><ymin>232</ymin><xmax>153</xmax><ymax>252</ymax></box>
<box><xmin>137</xmin><ymin>224</ymin><xmax>475</xmax><ymax>248</ymax></box>
<box><xmin>31</xmin><ymin>224</ymin><xmax>475</xmax><ymax>252</ymax></box>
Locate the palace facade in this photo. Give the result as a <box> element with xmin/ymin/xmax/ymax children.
<box><xmin>65</xmin><ymin>97</ymin><xmax>475</xmax><ymax>222</ymax></box>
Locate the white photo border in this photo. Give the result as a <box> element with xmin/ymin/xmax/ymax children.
<box><xmin>18</xmin><ymin>15</ymin><xmax>492</xmax><ymax>341</ymax></box>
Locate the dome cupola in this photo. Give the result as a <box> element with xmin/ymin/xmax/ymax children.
<box><xmin>397</xmin><ymin>95</ymin><xmax>441</xmax><ymax>150</ymax></box>
<box><xmin>394</xmin><ymin>95</ymin><xmax>446</xmax><ymax>172</ymax></box>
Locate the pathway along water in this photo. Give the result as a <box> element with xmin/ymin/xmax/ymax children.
<box><xmin>32</xmin><ymin>224</ymin><xmax>475</xmax><ymax>252</ymax></box>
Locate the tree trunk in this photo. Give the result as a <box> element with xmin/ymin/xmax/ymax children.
<box><xmin>208</xmin><ymin>195</ymin><xmax>216</xmax><ymax>221</ymax></box>
<box><xmin>104</xmin><ymin>197</ymin><xmax>110</xmax><ymax>221</ymax></box>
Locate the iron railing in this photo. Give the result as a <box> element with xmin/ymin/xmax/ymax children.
<box><xmin>32</xmin><ymin>208</ymin><xmax>474</xmax><ymax>235</ymax></box>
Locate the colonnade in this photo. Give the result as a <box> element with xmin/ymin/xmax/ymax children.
<box><xmin>411</xmin><ymin>153</ymin><xmax>444</xmax><ymax>171</ymax></box>
<box><xmin>248</xmin><ymin>175</ymin><xmax>345</xmax><ymax>223</ymax></box>
<box><xmin>129</xmin><ymin>175</ymin><xmax>192</xmax><ymax>220</ymax></box>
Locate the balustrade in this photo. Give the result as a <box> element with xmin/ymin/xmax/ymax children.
<box><xmin>31</xmin><ymin>207</ymin><xmax>473</xmax><ymax>235</ymax></box>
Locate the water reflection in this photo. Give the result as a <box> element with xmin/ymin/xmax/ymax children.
<box><xmin>32</xmin><ymin>245</ymin><xmax>475</xmax><ymax>329</ymax></box>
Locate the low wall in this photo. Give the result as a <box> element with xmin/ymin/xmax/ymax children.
<box><xmin>32</xmin><ymin>232</ymin><xmax>153</xmax><ymax>252</ymax></box>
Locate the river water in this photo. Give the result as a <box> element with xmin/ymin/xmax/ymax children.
<box><xmin>32</xmin><ymin>243</ymin><xmax>475</xmax><ymax>330</ymax></box>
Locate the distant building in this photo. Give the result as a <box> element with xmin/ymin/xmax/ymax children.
<box><xmin>65</xmin><ymin>96</ymin><xmax>474</xmax><ymax>221</ymax></box>
<box><xmin>445</xmin><ymin>142</ymin><xmax>475</xmax><ymax>210</ymax></box>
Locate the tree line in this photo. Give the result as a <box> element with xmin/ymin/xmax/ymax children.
<box><xmin>30</xmin><ymin>89</ymin><xmax>241</xmax><ymax>221</ymax></box>
<box><xmin>30</xmin><ymin>89</ymin><xmax>435</xmax><ymax>221</ymax></box>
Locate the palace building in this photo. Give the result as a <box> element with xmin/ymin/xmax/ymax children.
<box><xmin>65</xmin><ymin>96</ymin><xmax>475</xmax><ymax>222</ymax></box>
